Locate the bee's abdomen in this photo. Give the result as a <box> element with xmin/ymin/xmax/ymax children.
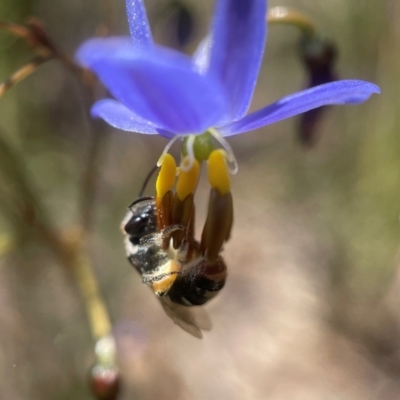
<box><xmin>168</xmin><ymin>256</ymin><xmax>227</xmax><ymax>306</ymax></box>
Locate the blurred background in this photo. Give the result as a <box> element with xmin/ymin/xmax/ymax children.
<box><xmin>0</xmin><ymin>0</ymin><xmax>399</xmax><ymax>399</ymax></box>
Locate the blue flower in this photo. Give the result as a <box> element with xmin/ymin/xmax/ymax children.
<box><xmin>76</xmin><ymin>0</ymin><xmax>379</xmax><ymax>141</ymax></box>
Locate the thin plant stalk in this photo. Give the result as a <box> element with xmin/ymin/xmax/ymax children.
<box><xmin>267</xmin><ymin>7</ymin><xmax>316</xmax><ymax>37</ymax></box>
<box><xmin>0</xmin><ymin>18</ymin><xmax>112</xmax><ymax>340</ymax></box>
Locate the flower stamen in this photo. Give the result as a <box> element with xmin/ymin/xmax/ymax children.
<box><xmin>208</xmin><ymin>128</ymin><xmax>238</xmax><ymax>175</ymax></box>
<box><xmin>176</xmin><ymin>156</ymin><xmax>200</xmax><ymax>201</ymax></box>
<box><xmin>179</xmin><ymin>134</ymin><xmax>196</xmax><ymax>173</ymax></box>
<box><xmin>207</xmin><ymin>149</ymin><xmax>230</xmax><ymax>196</ymax></box>
<box><xmin>156</xmin><ymin>153</ymin><xmax>176</xmax><ymax>242</ymax></box>
<box><xmin>172</xmin><ymin>156</ymin><xmax>199</xmax><ymax>249</ymax></box>
<box><xmin>156</xmin><ymin>153</ymin><xmax>176</xmax><ymax>199</ymax></box>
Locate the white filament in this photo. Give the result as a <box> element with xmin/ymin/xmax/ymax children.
<box><xmin>157</xmin><ymin>135</ymin><xmax>182</xmax><ymax>168</ymax></box>
<box><xmin>179</xmin><ymin>135</ymin><xmax>196</xmax><ymax>173</ymax></box>
<box><xmin>208</xmin><ymin>128</ymin><xmax>239</xmax><ymax>175</ymax></box>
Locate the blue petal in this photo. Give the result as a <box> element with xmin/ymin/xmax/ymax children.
<box><xmin>126</xmin><ymin>0</ymin><xmax>153</xmax><ymax>48</ymax></box>
<box><xmin>91</xmin><ymin>99</ymin><xmax>160</xmax><ymax>134</ymax></box>
<box><xmin>75</xmin><ymin>37</ymin><xmax>136</xmax><ymax>67</ymax></box>
<box><xmin>192</xmin><ymin>35</ymin><xmax>211</xmax><ymax>75</ymax></box>
<box><xmin>207</xmin><ymin>0</ymin><xmax>267</xmax><ymax>121</ymax></box>
<box><xmin>76</xmin><ymin>0</ymin><xmax>152</xmax><ymax>67</ymax></box>
<box><xmin>218</xmin><ymin>80</ymin><xmax>381</xmax><ymax>136</ymax></box>
<box><xmin>90</xmin><ymin>46</ymin><xmax>229</xmax><ymax>134</ymax></box>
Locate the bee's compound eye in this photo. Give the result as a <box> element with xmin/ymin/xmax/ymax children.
<box><xmin>123</xmin><ymin>198</ymin><xmax>157</xmax><ymax>240</ymax></box>
<box><xmin>124</xmin><ymin>214</ymin><xmax>150</xmax><ymax>236</ymax></box>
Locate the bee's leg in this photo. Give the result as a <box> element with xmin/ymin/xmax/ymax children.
<box><xmin>200</xmin><ymin>150</ymin><xmax>233</xmax><ymax>263</ymax></box>
<box><xmin>139</xmin><ymin>224</ymin><xmax>184</xmax><ymax>246</ymax></box>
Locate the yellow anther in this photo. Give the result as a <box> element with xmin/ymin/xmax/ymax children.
<box><xmin>156</xmin><ymin>153</ymin><xmax>177</xmax><ymax>198</ymax></box>
<box><xmin>207</xmin><ymin>149</ymin><xmax>231</xmax><ymax>195</ymax></box>
<box><xmin>176</xmin><ymin>156</ymin><xmax>200</xmax><ymax>201</ymax></box>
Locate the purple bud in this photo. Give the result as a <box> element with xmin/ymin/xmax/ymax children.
<box><xmin>89</xmin><ymin>365</ymin><xmax>121</xmax><ymax>400</ymax></box>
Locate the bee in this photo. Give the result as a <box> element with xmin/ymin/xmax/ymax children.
<box><xmin>122</xmin><ymin>196</ymin><xmax>227</xmax><ymax>338</ymax></box>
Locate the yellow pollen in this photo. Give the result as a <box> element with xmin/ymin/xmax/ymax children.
<box><xmin>156</xmin><ymin>153</ymin><xmax>177</xmax><ymax>198</ymax></box>
<box><xmin>207</xmin><ymin>149</ymin><xmax>231</xmax><ymax>195</ymax></box>
<box><xmin>150</xmin><ymin>260</ymin><xmax>182</xmax><ymax>295</ymax></box>
<box><xmin>176</xmin><ymin>156</ymin><xmax>200</xmax><ymax>200</ymax></box>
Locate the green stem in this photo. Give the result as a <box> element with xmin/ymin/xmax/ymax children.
<box><xmin>267</xmin><ymin>7</ymin><xmax>316</xmax><ymax>37</ymax></box>
<box><xmin>0</xmin><ymin>130</ymin><xmax>112</xmax><ymax>341</ymax></box>
<box><xmin>0</xmin><ymin>14</ymin><xmax>113</xmax><ymax>346</ymax></box>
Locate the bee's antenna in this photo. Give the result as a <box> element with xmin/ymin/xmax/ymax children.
<box><xmin>138</xmin><ymin>165</ymin><xmax>159</xmax><ymax>197</ymax></box>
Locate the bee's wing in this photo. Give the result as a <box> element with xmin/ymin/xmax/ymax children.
<box><xmin>159</xmin><ymin>297</ymin><xmax>212</xmax><ymax>339</ymax></box>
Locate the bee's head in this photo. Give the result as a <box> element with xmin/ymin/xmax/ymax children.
<box><xmin>122</xmin><ymin>197</ymin><xmax>157</xmax><ymax>244</ymax></box>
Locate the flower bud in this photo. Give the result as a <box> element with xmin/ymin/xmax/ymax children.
<box><xmin>89</xmin><ymin>365</ymin><xmax>121</xmax><ymax>400</ymax></box>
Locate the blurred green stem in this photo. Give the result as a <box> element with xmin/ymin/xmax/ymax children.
<box><xmin>0</xmin><ymin>15</ymin><xmax>112</xmax><ymax>346</ymax></box>
<box><xmin>0</xmin><ymin>20</ymin><xmax>31</xmax><ymax>40</ymax></box>
<box><xmin>267</xmin><ymin>7</ymin><xmax>316</xmax><ymax>37</ymax></box>
<box><xmin>51</xmin><ymin>226</ymin><xmax>112</xmax><ymax>340</ymax></box>
<box><xmin>0</xmin><ymin>55</ymin><xmax>53</xmax><ymax>99</ymax></box>
<box><xmin>70</xmin><ymin>244</ymin><xmax>112</xmax><ymax>339</ymax></box>
<box><xmin>0</xmin><ymin>234</ymin><xmax>14</xmax><ymax>256</ymax></box>
<box><xmin>0</xmin><ymin>127</ymin><xmax>111</xmax><ymax>342</ymax></box>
